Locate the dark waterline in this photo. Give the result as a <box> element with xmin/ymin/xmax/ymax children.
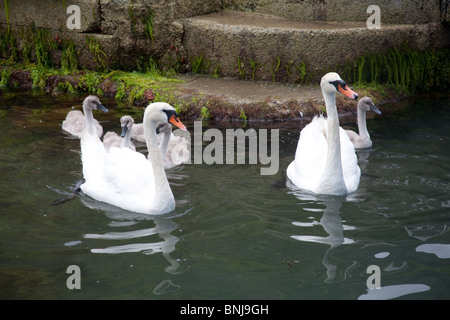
<box><xmin>0</xmin><ymin>89</ymin><xmax>449</xmax><ymax>300</ymax></box>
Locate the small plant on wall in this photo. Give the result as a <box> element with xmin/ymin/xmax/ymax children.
<box><xmin>143</xmin><ymin>10</ymin><xmax>154</xmax><ymax>42</ymax></box>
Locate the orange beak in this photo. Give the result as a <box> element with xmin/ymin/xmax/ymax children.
<box><xmin>169</xmin><ymin>114</ymin><xmax>187</xmax><ymax>131</ymax></box>
<box><xmin>338</xmin><ymin>84</ymin><xmax>359</xmax><ymax>100</ymax></box>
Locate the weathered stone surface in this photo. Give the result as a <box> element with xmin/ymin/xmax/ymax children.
<box><xmin>183</xmin><ymin>10</ymin><xmax>450</xmax><ymax>82</ymax></box>
<box><xmin>0</xmin><ymin>0</ymin><xmax>448</xmax><ymax>82</ymax></box>
<box><xmin>0</xmin><ymin>0</ymin><xmax>222</xmax><ymax>71</ymax></box>
<box><xmin>0</xmin><ymin>0</ymin><xmax>100</xmax><ymax>32</ymax></box>
<box><xmin>222</xmin><ymin>0</ymin><xmax>443</xmax><ymax>24</ymax></box>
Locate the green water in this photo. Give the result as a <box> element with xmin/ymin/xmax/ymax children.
<box><xmin>0</xmin><ymin>90</ymin><xmax>449</xmax><ymax>300</ymax></box>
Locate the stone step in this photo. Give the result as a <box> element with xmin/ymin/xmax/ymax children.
<box><xmin>223</xmin><ymin>0</ymin><xmax>444</xmax><ymax>25</ymax></box>
<box><xmin>182</xmin><ymin>10</ymin><xmax>449</xmax><ymax>83</ymax></box>
<box><xmin>172</xmin><ymin>74</ymin><xmax>371</xmax><ymax>122</ymax></box>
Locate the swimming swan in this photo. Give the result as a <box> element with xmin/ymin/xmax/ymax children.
<box><xmin>62</xmin><ymin>98</ymin><xmax>104</xmax><ymax>138</ymax></box>
<box><xmin>103</xmin><ymin>115</ymin><xmax>136</xmax><ymax>152</ymax></box>
<box><xmin>80</xmin><ymin>102</ymin><xmax>187</xmax><ymax>215</ymax></box>
<box><xmin>345</xmin><ymin>96</ymin><xmax>381</xmax><ymax>149</ymax></box>
<box><xmin>286</xmin><ymin>72</ymin><xmax>360</xmax><ymax>196</ymax></box>
<box><xmin>156</xmin><ymin>122</ymin><xmax>190</xmax><ymax>169</ymax></box>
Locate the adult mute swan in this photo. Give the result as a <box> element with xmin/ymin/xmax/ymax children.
<box><xmin>62</xmin><ymin>97</ymin><xmax>105</xmax><ymax>138</ymax></box>
<box><xmin>345</xmin><ymin>96</ymin><xmax>381</xmax><ymax>149</ymax></box>
<box><xmin>103</xmin><ymin>115</ymin><xmax>136</xmax><ymax>152</ymax></box>
<box><xmin>80</xmin><ymin>102</ymin><xmax>187</xmax><ymax>215</ymax></box>
<box><xmin>156</xmin><ymin>122</ymin><xmax>190</xmax><ymax>169</ymax></box>
<box><xmin>286</xmin><ymin>72</ymin><xmax>360</xmax><ymax>196</ymax></box>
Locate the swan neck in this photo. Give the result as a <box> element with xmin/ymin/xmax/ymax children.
<box><xmin>121</xmin><ymin>127</ymin><xmax>132</xmax><ymax>148</ymax></box>
<box><xmin>321</xmin><ymin>90</ymin><xmax>345</xmax><ymax>193</ymax></box>
<box><xmin>144</xmin><ymin>121</ymin><xmax>172</xmax><ymax>197</ymax></box>
<box><xmin>357</xmin><ymin>107</ymin><xmax>370</xmax><ymax>139</ymax></box>
<box><xmin>323</xmin><ymin>91</ymin><xmax>340</xmax><ymax>152</ymax></box>
<box><xmin>83</xmin><ymin>102</ymin><xmax>96</xmax><ymax>136</ymax></box>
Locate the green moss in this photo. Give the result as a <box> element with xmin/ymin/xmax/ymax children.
<box><xmin>238</xmin><ymin>57</ymin><xmax>245</xmax><ymax>79</ymax></box>
<box><xmin>136</xmin><ymin>57</ymin><xmax>160</xmax><ymax>76</ymax></box>
<box><xmin>250</xmin><ymin>58</ymin><xmax>259</xmax><ymax>80</ymax></box>
<box><xmin>143</xmin><ymin>10</ymin><xmax>154</xmax><ymax>42</ymax></box>
<box><xmin>57</xmin><ymin>81</ymin><xmax>75</xmax><ymax>94</ymax></box>
<box><xmin>200</xmin><ymin>106</ymin><xmax>210</xmax><ymax>120</ymax></box>
<box><xmin>107</xmin><ymin>70</ymin><xmax>182</xmax><ymax>104</ymax></box>
<box><xmin>115</xmin><ymin>81</ymin><xmax>127</xmax><ymax>101</ymax></box>
<box><xmin>85</xmin><ymin>36</ymin><xmax>108</xmax><ymax>71</ymax></box>
<box><xmin>34</xmin><ymin>28</ymin><xmax>56</xmax><ymax>68</ymax></box>
<box><xmin>271</xmin><ymin>57</ymin><xmax>281</xmax><ymax>82</ymax></box>
<box><xmin>212</xmin><ymin>65</ymin><xmax>221</xmax><ymax>78</ymax></box>
<box><xmin>0</xmin><ymin>68</ymin><xmax>10</xmax><ymax>87</ymax></box>
<box><xmin>239</xmin><ymin>107</ymin><xmax>247</xmax><ymax>121</ymax></box>
<box><xmin>192</xmin><ymin>55</ymin><xmax>203</xmax><ymax>74</ymax></box>
<box><xmin>296</xmin><ymin>62</ymin><xmax>307</xmax><ymax>84</ymax></box>
<box><xmin>79</xmin><ymin>71</ymin><xmax>102</xmax><ymax>93</ymax></box>
<box><xmin>30</xmin><ymin>66</ymin><xmax>47</xmax><ymax>89</ymax></box>
<box><xmin>4</xmin><ymin>0</ymin><xmax>10</xmax><ymax>29</ymax></box>
<box><xmin>0</xmin><ymin>27</ymin><xmax>17</xmax><ymax>61</ymax></box>
<box><xmin>60</xmin><ymin>40</ymin><xmax>78</xmax><ymax>72</ymax></box>
<box><xmin>343</xmin><ymin>43</ymin><xmax>450</xmax><ymax>94</ymax></box>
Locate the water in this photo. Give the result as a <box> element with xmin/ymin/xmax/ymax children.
<box><xmin>1</xmin><ymin>89</ymin><xmax>449</xmax><ymax>300</ymax></box>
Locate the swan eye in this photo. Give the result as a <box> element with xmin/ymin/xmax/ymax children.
<box><xmin>329</xmin><ymin>79</ymin><xmax>346</xmax><ymax>92</ymax></box>
<box><xmin>163</xmin><ymin>109</ymin><xmax>178</xmax><ymax>121</ymax></box>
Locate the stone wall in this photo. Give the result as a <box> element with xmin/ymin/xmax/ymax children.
<box><xmin>0</xmin><ymin>0</ymin><xmax>222</xmax><ymax>71</ymax></box>
<box><xmin>222</xmin><ymin>0</ymin><xmax>447</xmax><ymax>24</ymax></box>
<box><xmin>0</xmin><ymin>0</ymin><xmax>448</xmax><ymax>77</ymax></box>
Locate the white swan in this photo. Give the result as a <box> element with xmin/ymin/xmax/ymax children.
<box><xmin>62</xmin><ymin>98</ymin><xmax>105</xmax><ymax>138</ymax></box>
<box><xmin>103</xmin><ymin>115</ymin><xmax>136</xmax><ymax>152</ymax></box>
<box><xmin>287</xmin><ymin>72</ymin><xmax>360</xmax><ymax>196</ymax></box>
<box><xmin>345</xmin><ymin>96</ymin><xmax>381</xmax><ymax>149</ymax></box>
<box><xmin>80</xmin><ymin>102</ymin><xmax>187</xmax><ymax>215</ymax></box>
<box><xmin>156</xmin><ymin>122</ymin><xmax>190</xmax><ymax>169</ymax></box>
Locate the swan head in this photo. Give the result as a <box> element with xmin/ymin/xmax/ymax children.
<box><xmin>120</xmin><ymin>115</ymin><xmax>135</xmax><ymax>138</ymax></box>
<box><xmin>144</xmin><ymin>102</ymin><xmax>187</xmax><ymax>131</ymax></box>
<box><xmin>358</xmin><ymin>96</ymin><xmax>381</xmax><ymax>115</ymax></box>
<box><xmin>83</xmin><ymin>95</ymin><xmax>108</xmax><ymax>112</ymax></box>
<box><xmin>320</xmin><ymin>72</ymin><xmax>358</xmax><ymax>100</ymax></box>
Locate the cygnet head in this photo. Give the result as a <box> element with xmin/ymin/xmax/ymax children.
<box><xmin>358</xmin><ymin>96</ymin><xmax>381</xmax><ymax>115</ymax></box>
<box><xmin>156</xmin><ymin>122</ymin><xmax>172</xmax><ymax>135</ymax></box>
<box><xmin>84</xmin><ymin>95</ymin><xmax>108</xmax><ymax>112</ymax></box>
<box><xmin>320</xmin><ymin>72</ymin><xmax>358</xmax><ymax>100</ymax></box>
<box><xmin>144</xmin><ymin>102</ymin><xmax>186</xmax><ymax>131</ymax></box>
<box><xmin>120</xmin><ymin>115</ymin><xmax>135</xmax><ymax>138</ymax></box>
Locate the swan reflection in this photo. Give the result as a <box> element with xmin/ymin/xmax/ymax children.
<box><xmin>287</xmin><ymin>185</ymin><xmax>358</xmax><ymax>282</ymax></box>
<box><xmin>80</xmin><ymin>197</ymin><xmax>190</xmax><ymax>295</ymax></box>
<box><xmin>84</xmin><ymin>217</ymin><xmax>183</xmax><ymax>274</ymax></box>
